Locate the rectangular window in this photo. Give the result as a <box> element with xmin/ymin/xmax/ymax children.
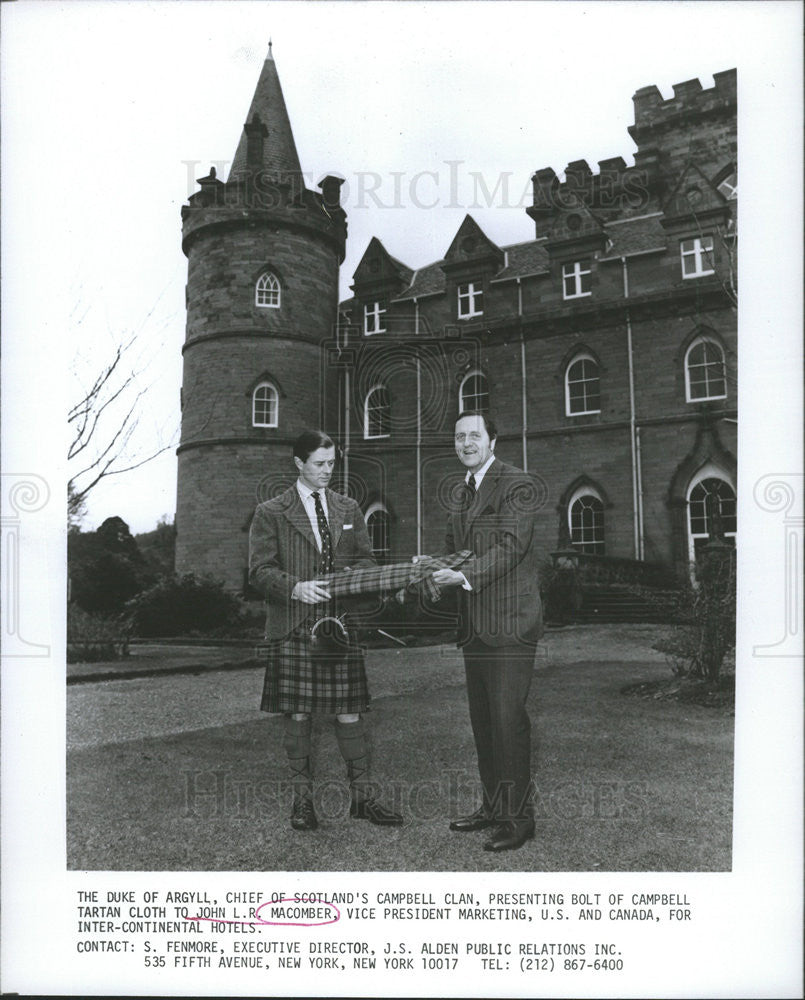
<box><xmin>457</xmin><ymin>282</ymin><xmax>484</xmax><ymax>319</ymax></box>
<box><xmin>364</xmin><ymin>301</ymin><xmax>387</xmax><ymax>335</ymax></box>
<box><xmin>562</xmin><ymin>260</ymin><xmax>592</xmax><ymax>299</ymax></box>
<box><xmin>680</xmin><ymin>236</ymin><xmax>715</xmax><ymax>278</ymax></box>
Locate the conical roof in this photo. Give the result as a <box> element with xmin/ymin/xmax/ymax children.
<box><xmin>229</xmin><ymin>43</ymin><xmax>303</xmax><ymax>179</ymax></box>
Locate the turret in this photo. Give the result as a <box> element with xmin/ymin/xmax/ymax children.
<box><xmin>175</xmin><ymin>44</ymin><xmax>347</xmax><ymax>589</ymax></box>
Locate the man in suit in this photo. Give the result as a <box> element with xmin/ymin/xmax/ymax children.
<box><xmin>432</xmin><ymin>412</ymin><xmax>543</xmax><ymax>852</ymax></box>
<box><xmin>249</xmin><ymin>429</ymin><xmax>403</xmax><ymax>832</ymax></box>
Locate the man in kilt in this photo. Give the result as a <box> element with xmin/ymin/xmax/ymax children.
<box><xmin>249</xmin><ymin>430</ymin><xmax>403</xmax><ymax>831</ymax></box>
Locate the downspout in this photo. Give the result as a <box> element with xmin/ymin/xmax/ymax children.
<box><xmin>517</xmin><ymin>278</ymin><xmax>528</xmax><ymax>471</ymax></box>
<box><xmin>414</xmin><ymin>298</ymin><xmax>422</xmax><ymax>555</ymax></box>
<box><xmin>622</xmin><ymin>256</ymin><xmax>644</xmax><ymax>560</ymax></box>
<box><xmin>635</xmin><ymin>425</ymin><xmax>645</xmax><ymax>560</ymax></box>
<box><xmin>343</xmin><ymin>364</ymin><xmax>350</xmax><ymax>492</ymax></box>
<box><xmin>339</xmin><ymin>318</ymin><xmax>351</xmax><ymax>495</ymax></box>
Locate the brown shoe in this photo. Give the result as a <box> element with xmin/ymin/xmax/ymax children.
<box><xmin>350</xmin><ymin>798</ymin><xmax>403</xmax><ymax>826</ymax></box>
<box><xmin>449</xmin><ymin>806</ymin><xmax>496</xmax><ymax>832</ymax></box>
<box><xmin>291</xmin><ymin>797</ymin><xmax>318</xmax><ymax>831</ymax></box>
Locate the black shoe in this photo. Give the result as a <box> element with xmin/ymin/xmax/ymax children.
<box><xmin>350</xmin><ymin>797</ymin><xmax>403</xmax><ymax>826</ymax></box>
<box><xmin>449</xmin><ymin>806</ymin><xmax>496</xmax><ymax>833</ymax></box>
<box><xmin>291</xmin><ymin>798</ymin><xmax>318</xmax><ymax>831</ymax></box>
<box><xmin>483</xmin><ymin>819</ymin><xmax>535</xmax><ymax>852</ymax></box>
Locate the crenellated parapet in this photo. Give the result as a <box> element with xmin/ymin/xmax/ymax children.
<box><xmin>181</xmin><ymin>166</ymin><xmax>347</xmax><ymax>261</ymax></box>
<box><xmin>526</xmin><ymin>158</ymin><xmax>653</xmax><ymax>238</ymax></box>
<box><xmin>630</xmin><ymin>69</ymin><xmax>736</xmax><ymax>136</ymax></box>
<box><xmin>527</xmin><ymin>69</ymin><xmax>736</xmax><ymax>239</ymax></box>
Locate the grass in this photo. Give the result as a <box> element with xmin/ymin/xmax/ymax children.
<box><xmin>66</xmin><ymin>625</ymin><xmax>733</xmax><ymax>872</ymax></box>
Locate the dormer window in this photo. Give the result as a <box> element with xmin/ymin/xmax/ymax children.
<box><xmin>457</xmin><ymin>281</ymin><xmax>483</xmax><ymax>319</ymax></box>
<box><xmin>716</xmin><ymin>171</ymin><xmax>737</xmax><ymax>201</ymax></box>
<box><xmin>680</xmin><ymin>237</ymin><xmax>714</xmax><ymax>278</ymax></box>
<box><xmin>364</xmin><ymin>300</ymin><xmax>387</xmax><ymax>335</ymax></box>
<box><xmin>255</xmin><ymin>272</ymin><xmax>281</xmax><ymax>308</ymax></box>
<box><xmin>562</xmin><ymin>260</ymin><xmax>591</xmax><ymax>299</ymax></box>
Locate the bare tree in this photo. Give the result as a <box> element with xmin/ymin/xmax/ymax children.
<box><xmin>68</xmin><ymin>333</ymin><xmax>174</xmax><ymax>527</ymax></box>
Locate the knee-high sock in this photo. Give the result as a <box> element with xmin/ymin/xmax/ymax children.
<box><xmin>334</xmin><ymin>717</ymin><xmax>372</xmax><ymax>801</ymax></box>
<box><xmin>283</xmin><ymin>716</ymin><xmax>312</xmax><ymax>801</ymax></box>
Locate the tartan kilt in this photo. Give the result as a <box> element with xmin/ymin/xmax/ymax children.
<box><xmin>260</xmin><ymin>623</ymin><xmax>370</xmax><ymax>715</ymax></box>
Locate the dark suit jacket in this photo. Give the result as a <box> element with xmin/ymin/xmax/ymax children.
<box><xmin>249</xmin><ymin>485</ymin><xmax>375</xmax><ymax>641</ymax></box>
<box><xmin>446</xmin><ymin>458</ymin><xmax>543</xmax><ymax>647</ymax></box>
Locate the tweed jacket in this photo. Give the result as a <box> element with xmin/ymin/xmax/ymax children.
<box><xmin>249</xmin><ymin>485</ymin><xmax>376</xmax><ymax>641</ymax></box>
<box><xmin>445</xmin><ymin>458</ymin><xmax>544</xmax><ymax>647</ymax></box>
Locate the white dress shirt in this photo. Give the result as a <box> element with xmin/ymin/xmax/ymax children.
<box><xmin>296</xmin><ymin>479</ymin><xmax>330</xmax><ymax>553</ymax></box>
<box><xmin>467</xmin><ymin>454</ymin><xmax>496</xmax><ymax>490</ymax></box>
<box><xmin>459</xmin><ymin>455</ymin><xmax>496</xmax><ymax>590</ymax></box>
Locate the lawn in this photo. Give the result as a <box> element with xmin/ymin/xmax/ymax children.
<box><xmin>67</xmin><ymin>624</ymin><xmax>733</xmax><ymax>872</ymax></box>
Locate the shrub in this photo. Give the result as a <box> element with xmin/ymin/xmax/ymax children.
<box><xmin>127</xmin><ymin>574</ymin><xmax>242</xmax><ymax>638</ymax></box>
<box><xmin>135</xmin><ymin>517</ymin><xmax>176</xmax><ymax>579</ymax></box>
<box><xmin>67</xmin><ymin>605</ymin><xmax>131</xmax><ymax>663</ymax></box>
<box><xmin>653</xmin><ymin>547</ymin><xmax>736</xmax><ymax>684</ymax></box>
<box><xmin>539</xmin><ymin>557</ymin><xmax>582</xmax><ymax>624</ymax></box>
<box><xmin>68</xmin><ymin>516</ymin><xmax>154</xmax><ymax>615</ymax></box>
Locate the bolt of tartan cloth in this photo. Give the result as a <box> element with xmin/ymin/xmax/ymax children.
<box><xmin>318</xmin><ymin>550</ymin><xmax>473</xmax><ymax>602</ymax></box>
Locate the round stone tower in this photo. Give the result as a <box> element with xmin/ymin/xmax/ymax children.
<box><xmin>176</xmin><ymin>45</ymin><xmax>347</xmax><ymax>590</ymax></box>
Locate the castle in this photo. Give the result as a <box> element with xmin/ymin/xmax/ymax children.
<box><xmin>175</xmin><ymin>48</ymin><xmax>737</xmax><ymax>593</ymax></box>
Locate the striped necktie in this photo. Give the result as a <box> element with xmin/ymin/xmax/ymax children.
<box><xmin>311</xmin><ymin>492</ymin><xmax>333</xmax><ymax>574</ymax></box>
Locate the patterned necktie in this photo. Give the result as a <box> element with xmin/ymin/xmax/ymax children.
<box><xmin>461</xmin><ymin>473</ymin><xmax>477</xmax><ymax>533</ymax></box>
<box><xmin>311</xmin><ymin>492</ymin><xmax>333</xmax><ymax>574</ymax></box>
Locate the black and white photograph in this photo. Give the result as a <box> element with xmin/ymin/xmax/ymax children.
<box><xmin>1</xmin><ymin>1</ymin><xmax>802</xmax><ymax>996</ymax></box>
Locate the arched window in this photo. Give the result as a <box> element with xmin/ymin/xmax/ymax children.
<box><xmin>364</xmin><ymin>385</ymin><xmax>390</xmax><ymax>439</ymax></box>
<box><xmin>365</xmin><ymin>502</ymin><xmax>390</xmax><ymax>559</ymax></box>
<box><xmin>252</xmin><ymin>382</ymin><xmax>278</xmax><ymax>427</ymax></box>
<box><xmin>685</xmin><ymin>336</ymin><xmax>727</xmax><ymax>402</ymax></box>
<box><xmin>459</xmin><ymin>371</ymin><xmax>489</xmax><ymax>413</ymax></box>
<box><xmin>568</xmin><ymin>486</ymin><xmax>605</xmax><ymax>554</ymax></box>
<box><xmin>565</xmin><ymin>354</ymin><xmax>601</xmax><ymax>415</ymax></box>
<box><xmin>255</xmin><ymin>271</ymin><xmax>281</xmax><ymax>308</ymax></box>
<box><xmin>687</xmin><ymin>471</ymin><xmax>736</xmax><ymax>563</ymax></box>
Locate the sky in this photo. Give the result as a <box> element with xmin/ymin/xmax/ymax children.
<box><xmin>1</xmin><ymin>0</ymin><xmax>802</xmax><ymax>535</ymax></box>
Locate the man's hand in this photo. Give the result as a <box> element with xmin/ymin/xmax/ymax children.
<box><xmin>292</xmin><ymin>580</ymin><xmax>332</xmax><ymax>604</ymax></box>
<box><xmin>432</xmin><ymin>569</ymin><xmax>465</xmax><ymax>587</ymax></box>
